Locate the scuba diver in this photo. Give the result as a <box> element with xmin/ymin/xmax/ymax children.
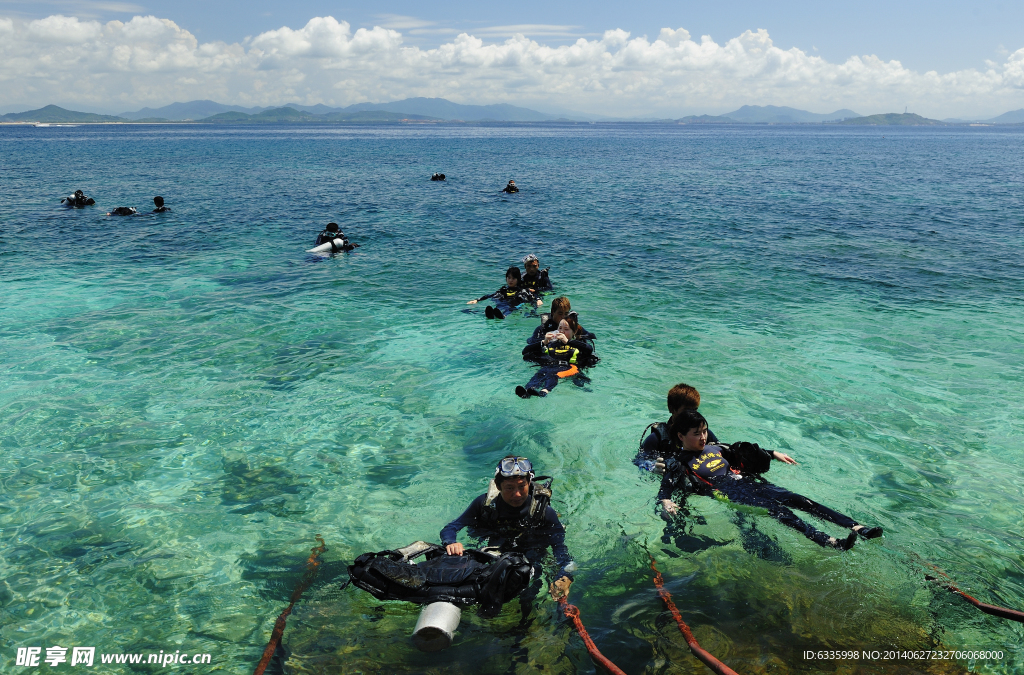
<box><xmin>521</xmin><ymin>254</ymin><xmax>553</xmax><ymax>293</ymax></box>
<box><xmin>658</xmin><ymin>409</ymin><xmax>883</xmax><ymax>551</ymax></box>
<box><xmin>517</xmin><ymin>314</ymin><xmax>597</xmax><ymax>398</ymax></box>
<box><xmin>152</xmin><ymin>196</ymin><xmax>171</xmax><ymax>213</ymax></box>
<box><xmin>441</xmin><ymin>456</ymin><xmax>574</xmax><ymax>609</ymax></box>
<box><xmin>527</xmin><ymin>296</ymin><xmax>594</xmax><ymax>346</ymax></box>
<box><xmin>313</xmin><ymin>222</ymin><xmax>358</xmax><ymax>252</ymax></box>
<box><xmin>502</xmin><ymin>180</ymin><xmax>519</xmax><ymax>194</ymax></box>
<box><xmin>466</xmin><ymin>266</ymin><xmax>542</xmax><ymax>319</ymax></box>
<box><xmin>61</xmin><ymin>190</ymin><xmax>95</xmax><ymax>207</ymax></box>
<box><xmin>107</xmin><ymin>206</ymin><xmax>138</xmax><ymax>216</ymax></box>
<box><xmin>431</xmin><ymin>173</ymin><xmax>446</xmax><ymax>181</ymax></box>
<box><xmin>635</xmin><ymin>383</ymin><xmax>720</xmax><ymax>474</ymax></box>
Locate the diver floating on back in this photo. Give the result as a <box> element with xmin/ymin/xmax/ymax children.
<box><xmin>466</xmin><ymin>266</ymin><xmax>542</xmax><ymax>319</ymax></box>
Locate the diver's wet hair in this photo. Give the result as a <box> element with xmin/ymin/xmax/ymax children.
<box><xmin>667</xmin><ymin>383</ymin><xmax>701</xmax><ymax>413</ymax></box>
<box><xmin>669</xmin><ymin>409</ymin><xmax>708</xmax><ymax>441</ymax></box>
<box><xmin>325</xmin><ymin>222</ymin><xmax>339</xmax><ymax>233</ymax></box>
<box><xmin>505</xmin><ymin>266</ymin><xmax>522</xmax><ymax>281</ymax></box>
<box><xmin>550</xmin><ymin>296</ymin><xmax>571</xmax><ymax>315</ymax></box>
<box><xmin>153</xmin><ymin>196</ymin><xmax>164</xmax><ymax>207</ymax></box>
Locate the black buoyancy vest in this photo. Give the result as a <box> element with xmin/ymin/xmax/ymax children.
<box><xmin>642</xmin><ymin>422</ymin><xmax>673</xmax><ymax>456</ymax></box>
<box><xmin>348</xmin><ymin>542</ymin><xmax>533</xmax><ymax>614</ymax></box>
<box><xmin>725</xmin><ymin>441</ymin><xmax>772</xmax><ymax>474</ymax></box>
<box><xmin>542</xmin><ymin>342</ymin><xmax>579</xmax><ymax>364</ymax></box>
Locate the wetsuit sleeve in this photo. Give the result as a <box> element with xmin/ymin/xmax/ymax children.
<box><xmin>526</xmin><ymin>324</ymin><xmax>547</xmax><ymax>346</ymax></box>
<box><xmin>440</xmin><ymin>494</ymin><xmax>486</xmax><ymax>545</ymax></box>
<box><xmin>477</xmin><ymin>291</ymin><xmax>497</xmax><ymax>302</ymax></box>
<box><xmin>543</xmin><ymin>507</ymin><xmax>574</xmax><ymax>580</ymax></box>
<box><xmin>633</xmin><ymin>432</ymin><xmax>661</xmax><ymax>469</ymax></box>
<box><xmin>656</xmin><ymin>466</ymin><xmax>686</xmax><ymax>501</ymax></box>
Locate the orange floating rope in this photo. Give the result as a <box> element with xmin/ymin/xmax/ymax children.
<box><xmin>558</xmin><ymin>598</ymin><xmax>629</xmax><ymax>675</ymax></box>
<box><xmin>649</xmin><ymin>556</ymin><xmax>740</xmax><ymax>675</ymax></box>
<box><xmin>253</xmin><ymin>536</ymin><xmax>327</xmax><ymax>675</ymax></box>
<box><xmin>922</xmin><ymin>562</ymin><xmax>1024</xmax><ymax>623</ymax></box>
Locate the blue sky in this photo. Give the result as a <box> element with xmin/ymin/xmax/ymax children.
<box><xmin>1</xmin><ymin>0</ymin><xmax>1023</xmax><ymax>117</ymax></box>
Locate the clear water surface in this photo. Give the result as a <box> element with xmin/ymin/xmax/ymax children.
<box><xmin>1</xmin><ymin>122</ymin><xmax>1022</xmax><ymax>674</ymax></box>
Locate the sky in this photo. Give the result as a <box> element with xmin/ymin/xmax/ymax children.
<box><xmin>1</xmin><ymin>0</ymin><xmax>1023</xmax><ymax>118</ymax></box>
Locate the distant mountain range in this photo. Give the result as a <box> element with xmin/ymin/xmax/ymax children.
<box><xmin>115</xmin><ymin>97</ymin><xmax>572</xmax><ymax>122</ymax></box>
<box><xmin>4</xmin><ymin>100</ymin><xmax>1024</xmax><ymax>126</ymax></box>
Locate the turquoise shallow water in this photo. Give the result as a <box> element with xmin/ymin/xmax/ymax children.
<box><xmin>1</xmin><ymin>123</ymin><xmax>1022</xmax><ymax>674</ymax></box>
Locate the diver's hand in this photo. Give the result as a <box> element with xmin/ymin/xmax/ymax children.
<box><xmin>661</xmin><ymin>499</ymin><xmax>679</xmax><ymax>516</ymax></box>
<box><xmin>653</xmin><ymin>457</ymin><xmax>667</xmax><ymax>474</ymax></box>
<box><xmin>550</xmin><ymin>576</ymin><xmax>572</xmax><ymax>601</ymax></box>
<box><xmin>445</xmin><ymin>543</ymin><xmax>464</xmax><ymax>555</ymax></box>
<box><xmin>467</xmin><ymin>299</ymin><xmax>478</xmax><ymax>305</ymax></box>
<box><xmin>536</xmin><ymin>299</ymin><xmax>544</xmax><ymax>306</ymax></box>
<box><xmin>772</xmin><ymin>451</ymin><xmax>797</xmax><ymax>465</ymax></box>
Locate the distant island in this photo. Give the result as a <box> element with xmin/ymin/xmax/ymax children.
<box><xmin>834</xmin><ymin>112</ymin><xmax>945</xmax><ymax>126</ymax></box>
<box><xmin>3</xmin><ymin>100</ymin><xmax>1023</xmax><ymax>126</ymax></box>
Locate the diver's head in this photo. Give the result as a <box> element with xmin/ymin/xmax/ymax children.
<box><xmin>669</xmin><ymin>409</ymin><xmax>708</xmax><ymax>453</ymax></box>
<box><xmin>325</xmin><ymin>222</ymin><xmax>339</xmax><ymax>233</ymax></box>
<box><xmin>153</xmin><ymin>196</ymin><xmax>164</xmax><ymax>207</ymax></box>
<box><xmin>549</xmin><ymin>296</ymin><xmax>571</xmax><ymax>323</ymax></box>
<box><xmin>494</xmin><ymin>456</ymin><xmax>533</xmax><ymax>507</ymax></box>
<box><xmin>505</xmin><ymin>266</ymin><xmax>522</xmax><ymax>288</ymax></box>
<box><xmin>523</xmin><ymin>254</ymin><xmax>540</xmax><ymax>275</ymax></box>
<box><xmin>667</xmin><ymin>383</ymin><xmax>701</xmax><ymax>415</ymax></box>
<box><xmin>74</xmin><ymin>190</ymin><xmax>84</xmax><ymax>198</ymax></box>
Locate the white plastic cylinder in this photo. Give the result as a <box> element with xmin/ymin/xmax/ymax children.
<box><xmin>412</xmin><ymin>602</ymin><xmax>461</xmax><ymax>652</ymax></box>
<box><xmin>308</xmin><ymin>238</ymin><xmax>346</xmax><ymax>253</ymax></box>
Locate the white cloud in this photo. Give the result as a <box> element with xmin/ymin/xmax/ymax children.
<box><xmin>1</xmin><ymin>13</ymin><xmax>1023</xmax><ymax>117</ymax></box>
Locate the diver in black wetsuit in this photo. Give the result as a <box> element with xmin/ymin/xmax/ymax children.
<box><xmin>658</xmin><ymin>410</ymin><xmax>883</xmax><ymax>551</ymax></box>
<box><xmin>521</xmin><ymin>254</ymin><xmax>553</xmax><ymax>293</ymax></box>
<box><xmin>152</xmin><ymin>196</ymin><xmax>171</xmax><ymax>213</ymax></box>
<box><xmin>61</xmin><ymin>190</ymin><xmax>95</xmax><ymax>207</ymax></box>
<box><xmin>502</xmin><ymin>180</ymin><xmax>519</xmax><ymax>193</ymax></box>
<box><xmin>108</xmin><ymin>206</ymin><xmax>138</xmax><ymax>216</ymax></box>
<box><xmin>466</xmin><ymin>266</ymin><xmax>542</xmax><ymax>319</ymax></box>
<box><xmin>634</xmin><ymin>383</ymin><xmax>719</xmax><ymax>474</ymax></box>
<box><xmin>441</xmin><ymin>456</ymin><xmax>574</xmax><ymax>610</ymax></box>
<box><xmin>517</xmin><ymin>314</ymin><xmax>597</xmax><ymax>398</ymax></box>
<box><xmin>314</xmin><ymin>222</ymin><xmax>357</xmax><ymax>252</ymax></box>
<box><xmin>431</xmin><ymin>173</ymin><xmax>446</xmax><ymax>181</ymax></box>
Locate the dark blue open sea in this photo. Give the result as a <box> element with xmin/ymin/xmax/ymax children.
<box><xmin>1</xmin><ymin>123</ymin><xmax>1022</xmax><ymax>674</ymax></box>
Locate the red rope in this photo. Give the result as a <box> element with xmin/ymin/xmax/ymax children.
<box><xmin>922</xmin><ymin>564</ymin><xmax>1024</xmax><ymax>624</ymax></box>
<box><xmin>253</xmin><ymin>536</ymin><xmax>327</xmax><ymax>675</ymax></box>
<box><xmin>649</xmin><ymin>557</ymin><xmax>740</xmax><ymax>675</ymax></box>
<box><xmin>558</xmin><ymin>598</ymin><xmax>629</xmax><ymax>675</ymax></box>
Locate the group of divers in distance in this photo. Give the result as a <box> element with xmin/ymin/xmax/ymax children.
<box><xmin>61</xmin><ymin>189</ymin><xmax>171</xmax><ymax>215</ymax></box>
<box><xmin>62</xmin><ymin>178</ymin><xmax>1013</xmax><ymax>671</ymax></box>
